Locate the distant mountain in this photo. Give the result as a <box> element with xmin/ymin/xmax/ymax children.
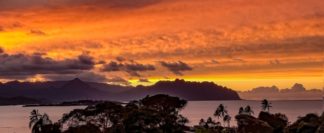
<box><xmin>239</xmin><ymin>83</ymin><xmax>322</xmax><ymax>100</ymax></box>
<box><xmin>0</xmin><ymin>78</ymin><xmax>240</xmax><ymax>103</ymax></box>
<box><xmin>0</xmin><ymin>78</ymin><xmax>109</xmax><ymax>102</ymax></box>
<box><xmin>120</xmin><ymin>79</ymin><xmax>240</xmax><ymax>100</ymax></box>
<box><xmin>49</xmin><ymin>78</ymin><xmax>109</xmax><ymax>101</ymax></box>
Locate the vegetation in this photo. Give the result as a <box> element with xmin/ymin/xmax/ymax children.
<box><xmin>214</xmin><ymin>104</ymin><xmax>231</xmax><ymax>127</ymax></box>
<box><xmin>244</xmin><ymin>105</ymin><xmax>254</xmax><ymax>115</ymax></box>
<box><xmin>29</xmin><ymin>96</ymin><xmax>324</xmax><ymax>133</ymax></box>
<box><xmin>29</xmin><ymin>110</ymin><xmax>60</xmax><ymax>133</ymax></box>
<box><xmin>30</xmin><ymin>94</ymin><xmax>188</xmax><ymax>133</ymax></box>
<box><xmin>214</xmin><ymin>104</ymin><xmax>227</xmax><ymax>119</ymax></box>
<box><xmin>261</xmin><ymin>99</ymin><xmax>272</xmax><ymax>112</ymax></box>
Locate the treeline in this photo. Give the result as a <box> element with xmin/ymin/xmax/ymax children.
<box><xmin>29</xmin><ymin>95</ymin><xmax>324</xmax><ymax>133</ymax></box>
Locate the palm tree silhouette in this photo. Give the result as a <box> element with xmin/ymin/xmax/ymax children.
<box><xmin>238</xmin><ymin>107</ymin><xmax>244</xmax><ymax>114</ymax></box>
<box><xmin>244</xmin><ymin>105</ymin><xmax>254</xmax><ymax>115</ymax></box>
<box><xmin>223</xmin><ymin>114</ymin><xmax>231</xmax><ymax>127</ymax></box>
<box><xmin>29</xmin><ymin>109</ymin><xmax>52</xmax><ymax>133</ymax></box>
<box><xmin>261</xmin><ymin>99</ymin><xmax>272</xmax><ymax>112</ymax></box>
<box><xmin>199</xmin><ymin>119</ymin><xmax>206</xmax><ymax>127</ymax></box>
<box><xmin>206</xmin><ymin>117</ymin><xmax>218</xmax><ymax>128</ymax></box>
<box><xmin>214</xmin><ymin>104</ymin><xmax>229</xmax><ymax>127</ymax></box>
<box><xmin>214</xmin><ymin>104</ymin><xmax>227</xmax><ymax>119</ymax></box>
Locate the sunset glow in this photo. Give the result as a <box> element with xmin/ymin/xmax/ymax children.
<box><xmin>0</xmin><ymin>0</ymin><xmax>323</xmax><ymax>90</ymax></box>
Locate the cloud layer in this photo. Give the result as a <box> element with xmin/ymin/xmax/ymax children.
<box><xmin>0</xmin><ymin>0</ymin><xmax>323</xmax><ymax>90</ymax></box>
<box><xmin>160</xmin><ymin>61</ymin><xmax>192</xmax><ymax>75</ymax></box>
<box><xmin>101</xmin><ymin>61</ymin><xmax>155</xmax><ymax>77</ymax></box>
<box><xmin>239</xmin><ymin>83</ymin><xmax>322</xmax><ymax>100</ymax></box>
<box><xmin>0</xmin><ymin>51</ymin><xmax>95</xmax><ymax>79</ymax></box>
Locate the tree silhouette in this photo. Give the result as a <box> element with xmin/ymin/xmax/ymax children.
<box><xmin>238</xmin><ymin>107</ymin><xmax>244</xmax><ymax>114</ymax></box>
<box><xmin>261</xmin><ymin>99</ymin><xmax>272</xmax><ymax>112</ymax></box>
<box><xmin>223</xmin><ymin>114</ymin><xmax>231</xmax><ymax>127</ymax></box>
<box><xmin>29</xmin><ymin>110</ymin><xmax>53</xmax><ymax>133</ymax></box>
<box><xmin>214</xmin><ymin>104</ymin><xmax>227</xmax><ymax>119</ymax></box>
<box><xmin>199</xmin><ymin>119</ymin><xmax>207</xmax><ymax>128</ymax></box>
<box><xmin>206</xmin><ymin>117</ymin><xmax>218</xmax><ymax>128</ymax></box>
<box><xmin>61</xmin><ymin>101</ymin><xmax>124</xmax><ymax>132</ymax></box>
<box><xmin>244</xmin><ymin>105</ymin><xmax>254</xmax><ymax>115</ymax></box>
<box><xmin>214</xmin><ymin>104</ymin><xmax>230</xmax><ymax>127</ymax></box>
<box><xmin>60</xmin><ymin>94</ymin><xmax>188</xmax><ymax>133</ymax></box>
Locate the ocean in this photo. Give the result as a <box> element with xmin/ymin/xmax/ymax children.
<box><xmin>0</xmin><ymin>100</ymin><xmax>322</xmax><ymax>133</ymax></box>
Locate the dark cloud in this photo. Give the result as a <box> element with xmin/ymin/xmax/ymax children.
<box><xmin>124</xmin><ymin>63</ymin><xmax>155</xmax><ymax>77</ymax></box>
<box><xmin>97</xmin><ymin>60</ymin><xmax>106</xmax><ymax>64</ymax></box>
<box><xmin>0</xmin><ymin>52</ymin><xmax>95</xmax><ymax>79</ymax></box>
<box><xmin>202</xmin><ymin>60</ymin><xmax>322</xmax><ymax>74</ymax></box>
<box><xmin>78</xmin><ymin>54</ymin><xmax>95</xmax><ymax>65</ymax></box>
<box><xmin>0</xmin><ymin>0</ymin><xmax>161</xmax><ymax>11</ymax></box>
<box><xmin>120</xmin><ymin>35</ymin><xmax>324</xmax><ymax>59</ymax></box>
<box><xmin>101</xmin><ymin>61</ymin><xmax>123</xmax><ymax>72</ymax></box>
<box><xmin>106</xmin><ymin>77</ymin><xmax>131</xmax><ymax>86</ymax></box>
<box><xmin>0</xmin><ymin>26</ymin><xmax>4</xmax><ymax>31</ymax></box>
<box><xmin>29</xmin><ymin>29</ymin><xmax>46</xmax><ymax>36</ymax></box>
<box><xmin>159</xmin><ymin>61</ymin><xmax>192</xmax><ymax>75</ymax></box>
<box><xmin>101</xmin><ymin>61</ymin><xmax>155</xmax><ymax>77</ymax></box>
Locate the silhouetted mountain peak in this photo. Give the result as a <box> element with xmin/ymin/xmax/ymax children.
<box><xmin>153</xmin><ymin>79</ymin><xmax>221</xmax><ymax>89</ymax></box>
<box><xmin>291</xmin><ymin>83</ymin><xmax>305</xmax><ymax>91</ymax></box>
<box><xmin>71</xmin><ymin>78</ymin><xmax>82</xmax><ymax>82</ymax></box>
<box><xmin>5</xmin><ymin>80</ymin><xmax>20</xmax><ymax>85</ymax></box>
<box><xmin>129</xmin><ymin>79</ymin><xmax>241</xmax><ymax>100</ymax></box>
<box><xmin>62</xmin><ymin>78</ymin><xmax>90</xmax><ymax>90</ymax></box>
<box><xmin>0</xmin><ymin>78</ymin><xmax>240</xmax><ymax>101</ymax></box>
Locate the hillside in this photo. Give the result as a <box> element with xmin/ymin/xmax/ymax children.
<box><xmin>0</xmin><ymin>78</ymin><xmax>240</xmax><ymax>102</ymax></box>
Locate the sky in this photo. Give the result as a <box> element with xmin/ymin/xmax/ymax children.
<box><xmin>0</xmin><ymin>0</ymin><xmax>323</xmax><ymax>91</ymax></box>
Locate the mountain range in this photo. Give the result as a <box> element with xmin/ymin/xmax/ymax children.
<box><xmin>0</xmin><ymin>78</ymin><xmax>240</xmax><ymax>103</ymax></box>
<box><xmin>238</xmin><ymin>83</ymin><xmax>322</xmax><ymax>100</ymax></box>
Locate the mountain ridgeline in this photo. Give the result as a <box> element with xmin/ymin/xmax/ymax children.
<box><xmin>0</xmin><ymin>78</ymin><xmax>240</xmax><ymax>102</ymax></box>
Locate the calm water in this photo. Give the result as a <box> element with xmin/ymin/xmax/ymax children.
<box><xmin>0</xmin><ymin>100</ymin><xmax>322</xmax><ymax>133</ymax></box>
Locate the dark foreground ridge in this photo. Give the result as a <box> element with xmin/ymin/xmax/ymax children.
<box><xmin>28</xmin><ymin>95</ymin><xmax>324</xmax><ymax>133</ymax></box>
<box><xmin>0</xmin><ymin>96</ymin><xmax>45</xmax><ymax>106</ymax></box>
<box><xmin>0</xmin><ymin>78</ymin><xmax>240</xmax><ymax>103</ymax></box>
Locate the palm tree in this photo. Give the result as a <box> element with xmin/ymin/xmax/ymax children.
<box><xmin>199</xmin><ymin>119</ymin><xmax>206</xmax><ymax>127</ymax></box>
<box><xmin>29</xmin><ymin>110</ymin><xmax>53</xmax><ymax>133</ymax></box>
<box><xmin>238</xmin><ymin>107</ymin><xmax>244</xmax><ymax>114</ymax></box>
<box><xmin>244</xmin><ymin>105</ymin><xmax>254</xmax><ymax>115</ymax></box>
<box><xmin>177</xmin><ymin>115</ymin><xmax>189</xmax><ymax>126</ymax></box>
<box><xmin>206</xmin><ymin>117</ymin><xmax>218</xmax><ymax>128</ymax></box>
<box><xmin>223</xmin><ymin>114</ymin><xmax>231</xmax><ymax>127</ymax></box>
<box><xmin>261</xmin><ymin>99</ymin><xmax>272</xmax><ymax>112</ymax></box>
<box><xmin>214</xmin><ymin>104</ymin><xmax>227</xmax><ymax>119</ymax></box>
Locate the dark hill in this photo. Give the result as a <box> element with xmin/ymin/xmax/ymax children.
<box><xmin>49</xmin><ymin>78</ymin><xmax>108</xmax><ymax>101</ymax></box>
<box><xmin>119</xmin><ymin>79</ymin><xmax>240</xmax><ymax>101</ymax></box>
<box><xmin>0</xmin><ymin>96</ymin><xmax>44</xmax><ymax>105</ymax></box>
<box><xmin>0</xmin><ymin>79</ymin><xmax>240</xmax><ymax>103</ymax></box>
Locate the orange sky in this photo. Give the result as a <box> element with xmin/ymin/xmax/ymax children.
<box><xmin>0</xmin><ymin>0</ymin><xmax>323</xmax><ymax>90</ymax></box>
